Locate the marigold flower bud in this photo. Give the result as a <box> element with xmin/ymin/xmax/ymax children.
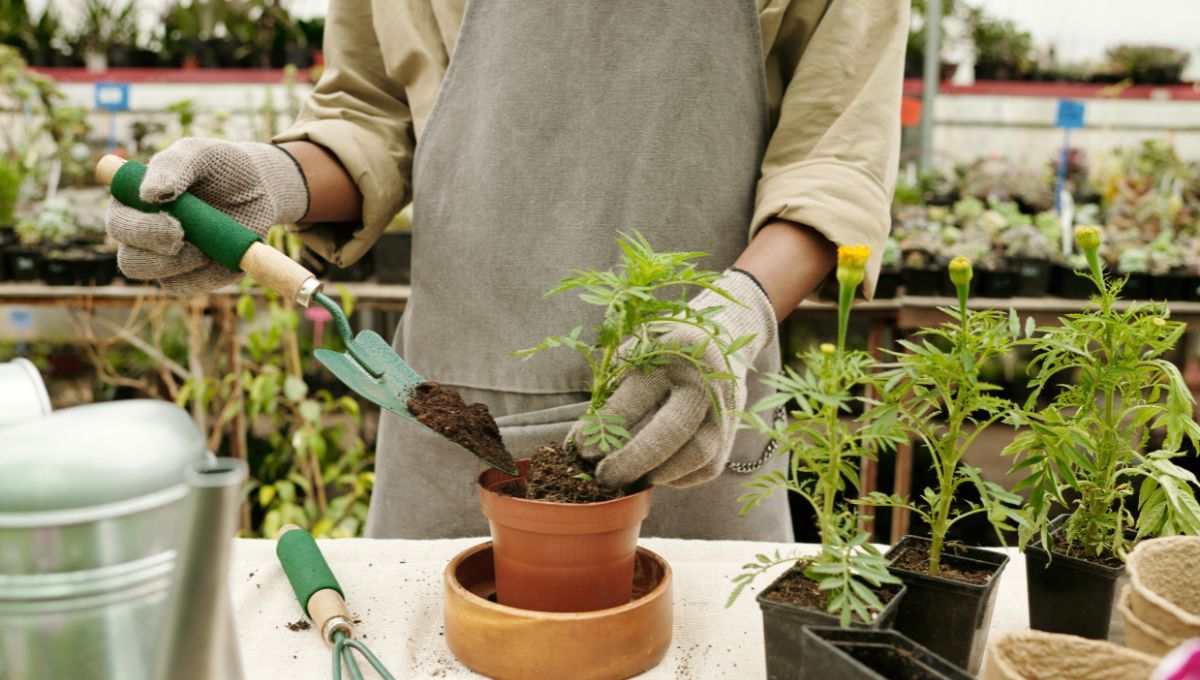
<box><xmin>836</xmin><ymin>244</ymin><xmax>870</xmax><ymax>289</ymax></box>
<box><xmin>820</xmin><ymin>343</ymin><xmax>836</xmax><ymax>355</ymax></box>
<box><xmin>1074</xmin><ymin>226</ymin><xmax>1102</xmax><ymax>253</ymax></box>
<box><xmin>948</xmin><ymin>257</ymin><xmax>973</xmax><ymax>287</ymax></box>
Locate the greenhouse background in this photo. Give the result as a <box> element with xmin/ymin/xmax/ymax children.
<box><xmin>3</xmin><ymin>1</ymin><xmax>1200</xmax><ymax>677</ymax></box>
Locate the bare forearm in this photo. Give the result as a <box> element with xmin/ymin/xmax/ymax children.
<box><xmin>277</xmin><ymin>141</ymin><xmax>363</xmax><ymax>223</ymax></box>
<box><xmin>733</xmin><ymin>220</ymin><xmax>836</xmax><ymax>320</ymax></box>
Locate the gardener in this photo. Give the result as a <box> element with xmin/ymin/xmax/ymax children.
<box><xmin>106</xmin><ymin>1</ymin><xmax>905</xmax><ymax>540</ymax></box>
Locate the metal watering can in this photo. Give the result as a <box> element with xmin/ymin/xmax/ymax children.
<box><xmin>0</xmin><ymin>360</ymin><xmax>244</xmax><ymax>680</ymax></box>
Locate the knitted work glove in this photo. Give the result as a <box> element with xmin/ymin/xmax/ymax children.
<box><xmin>567</xmin><ymin>269</ymin><xmax>777</xmax><ymax>489</ymax></box>
<box><xmin>106</xmin><ymin>139</ymin><xmax>308</xmax><ymax>295</ymax></box>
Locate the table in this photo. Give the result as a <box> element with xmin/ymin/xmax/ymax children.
<box><xmin>229</xmin><ymin>537</ymin><xmax>1028</xmax><ymax>679</ymax></box>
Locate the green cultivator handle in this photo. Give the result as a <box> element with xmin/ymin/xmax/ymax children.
<box><xmin>276</xmin><ymin>525</ymin><xmax>395</xmax><ymax>680</ymax></box>
<box><xmin>96</xmin><ymin>155</ymin><xmax>322</xmax><ymax>307</ymax></box>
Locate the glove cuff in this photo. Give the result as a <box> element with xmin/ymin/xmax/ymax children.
<box><xmin>237</xmin><ymin>142</ymin><xmax>310</xmax><ymax>225</ymax></box>
<box><xmin>691</xmin><ymin>269</ymin><xmax>778</xmax><ymax>360</ymax></box>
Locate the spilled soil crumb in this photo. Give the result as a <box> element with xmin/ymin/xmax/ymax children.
<box><xmin>763</xmin><ymin>565</ymin><xmax>895</xmax><ymax>622</ymax></box>
<box><xmin>285</xmin><ymin>619</ymin><xmax>311</xmax><ymax>632</ymax></box>
<box><xmin>408</xmin><ymin>381</ymin><xmax>516</xmax><ymax>472</ymax></box>
<box><xmin>521</xmin><ymin>443</ymin><xmax>625</xmax><ymax>504</ymax></box>
<box><xmin>892</xmin><ymin>543</ymin><xmax>995</xmax><ymax>585</ymax></box>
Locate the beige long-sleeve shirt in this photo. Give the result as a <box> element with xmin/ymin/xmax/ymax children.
<box><xmin>274</xmin><ymin>0</ymin><xmax>908</xmax><ymax>296</ymax></box>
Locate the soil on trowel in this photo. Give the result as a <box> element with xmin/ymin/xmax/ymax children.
<box><xmin>1051</xmin><ymin>529</ymin><xmax>1125</xmax><ymax>568</ymax></box>
<box><xmin>407</xmin><ymin>382</ymin><xmax>516</xmax><ymax>473</ymax></box>
<box><xmin>892</xmin><ymin>543</ymin><xmax>994</xmax><ymax>585</ymax></box>
<box><xmin>518</xmin><ymin>443</ymin><xmax>625</xmax><ymax>504</ymax></box>
<box><xmin>763</xmin><ymin>565</ymin><xmax>895</xmax><ymax>622</ymax></box>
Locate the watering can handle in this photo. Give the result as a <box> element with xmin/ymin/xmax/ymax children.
<box><xmin>95</xmin><ymin>155</ymin><xmax>322</xmax><ymax>307</ymax></box>
<box><xmin>275</xmin><ymin>523</ymin><xmax>356</xmax><ymax>645</ymax></box>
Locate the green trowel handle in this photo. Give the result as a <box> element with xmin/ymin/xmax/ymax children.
<box><xmin>96</xmin><ymin>155</ymin><xmax>321</xmax><ymax>307</ymax></box>
<box><xmin>276</xmin><ymin>524</ymin><xmax>355</xmax><ymax>644</ymax></box>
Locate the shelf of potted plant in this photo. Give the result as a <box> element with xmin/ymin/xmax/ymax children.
<box><xmin>860</xmin><ymin>257</ymin><xmax>1027</xmax><ymax>673</ymax></box>
<box><xmin>1004</xmin><ymin>226</ymin><xmax>1200</xmax><ymax>641</ymax></box>
<box><xmin>728</xmin><ymin>245</ymin><xmax>908</xmax><ymax>678</ymax></box>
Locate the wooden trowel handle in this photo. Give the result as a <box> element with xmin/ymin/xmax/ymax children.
<box><xmin>96</xmin><ymin>155</ymin><xmax>321</xmax><ymax>307</ymax></box>
<box><xmin>276</xmin><ymin>523</ymin><xmax>355</xmax><ymax>644</ymax></box>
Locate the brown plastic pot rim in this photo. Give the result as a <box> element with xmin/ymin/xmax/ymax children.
<box><xmin>885</xmin><ymin>535</ymin><xmax>1009</xmax><ymax>590</ymax></box>
<box><xmin>444</xmin><ymin>541</ymin><xmax>672</xmax><ymax>619</ymax></box>
<box><xmin>1127</xmin><ymin>537</ymin><xmax>1200</xmax><ymax>627</ymax></box>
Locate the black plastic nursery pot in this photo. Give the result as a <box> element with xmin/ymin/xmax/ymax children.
<box><xmin>3</xmin><ymin>245</ymin><xmax>43</xmax><ymax>282</ymax></box>
<box><xmin>1149</xmin><ymin>272</ymin><xmax>1189</xmax><ymax>301</ymax></box>
<box><xmin>1052</xmin><ymin>264</ymin><xmax>1094</xmax><ymax>299</ymax></box>
<box><xmin>903</xmin><ymin>267</ymin><xmax>942</xmax><ymax>297</ymax></box>
<box><xmin>373</xmin><ymin>231</ymin><xmax>413</xmax><ymax>285</ymax></box>
<box><xmin>874</xmin><ymin>269</ymin><xmax>900</xmax><ymax>299</ymax></box>
<box><xmin>884</xmin><ymin>536</ymin><xmax>1009</xmax><ymax>673</ymax></box>
<box><xmin>757</xmin><ymin>570</ymin><xmax>905</xmax><ymax>680</ymax></box>
<box><xmin>1025</xmin><ymin>515</ymin><xmax>1125</xmax><ymax>640</ymax></box>
<box><xmin>1012</xmin><ymin>258</ymin><xmax>1052</xmax><ymax>297</ymax></box>
<box><xmin>1122</xmin><ymin>272</ymin><xmax>1151</xmax><ymax>300</ymax></box>
<box><xmin>1184</xmin><ymin>276</ymin><xmax>1200</xmax><ymax>302</ymax></box>
<box><xmin>799</xmin><ymin>627</ymin><xmax>973</xmax><ymax>680</ymax></box>
<box><xmin>42</xmin><ymin>255</ymin><xmax>76</xmax><ymax>286</ymax></box>
<box><xmin>981</xmin><ymin>268</ymin><xmax>1017</xmax><ymax>298</ymax></box>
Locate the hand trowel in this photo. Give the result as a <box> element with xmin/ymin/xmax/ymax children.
<box><xmin>97</xmin><ymin>155</ymin><xmax>517</xmax><ymax>475</ymax></box>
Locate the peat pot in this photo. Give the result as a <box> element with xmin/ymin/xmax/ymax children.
<box><xmin>1126</xmin><ymin>536</ymin><xmax>1200</xmax><ymax>642</ymax></box>
<box><xmin>478</xmin><ymin>460</ymin><xmax>652</xmax><ymax>612</ymax></box>
<box><xmin>444</xmin><ymin>541</ymin><xmax>672</xmax><ymax>680</ymax></box>
<box><xmin>757</xmin><ymin>570</ymin><xmax>904</xmax><ymax>680</ymax></box>
<box><xmin>983</xmin><ymin>630</ymin><xmax>1160</xmax><ymax>680</ymax></box>
<box><xmin>799</xmin><ymin>627</ymin><xmax>972</xmax><ymax>680</ymax></box>
<box><xmin>1025</xmin><ymin>515</ymin><xmax>1124</xmax><ymax>639</ymax></box>
<box><xmin>884</xmin><ymin>536</ymin><xmax>1009</xmax><ymax>674</ymax></box>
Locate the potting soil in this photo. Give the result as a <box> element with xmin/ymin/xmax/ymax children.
<box><xmin>1051</xmin><ymin>528</ymin><xmax>1124</xmax><ymax>568</ymax></box>
<box><xmin>522</xmin><ymin>443</ymin><xmax>625</xmax><ymax>504</ymax></box>
<box><xmin>893</xmin><ymin>544</ymin><xmax>993</xmax><ymax>585</ymax></box>
<box><xmin>841</xmin><ymin>644</ymin><xmax>926</xmax><ymax>680</ymax></box>
<box><xmin>407</xmin><ymin>382</ymin><xmax>516</xmax><ymax>473</ymax></box>
<box><xmin>762</xmin><ymin>565</ymin><xmax>895</xmax><ymax>622</ymax></box>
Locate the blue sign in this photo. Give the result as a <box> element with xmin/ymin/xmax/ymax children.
<box><xmin>9</xmin><ymin>309</ymin><xmax>34</xmax><ymax>329</ymax></box>
<box><xmin>1055</xmin><ymin>99</ymin><xmax>1085</xmax><ymax>129</ymax></box>
<box><xmin>94</xmin><ymin>82</ymin><xmax>130</xmax><ymax>111</ymax></box>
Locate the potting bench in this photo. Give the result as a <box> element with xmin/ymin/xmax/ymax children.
<box><xmin>6</xmin><ymin>281</ymin><xmax>1200</xmax><ymax>541</ymax></box>
<box><xmin>228</xmin><ymin>536</ymin><xmax>1032</xmax><ymax>679</ymax></box>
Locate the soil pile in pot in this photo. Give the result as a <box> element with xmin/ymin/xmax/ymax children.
<box><xmin>892</xmin><ymin>542</ymin><xmax>993</xmax><ymax>585</ymax></box>
<box><xmin>407</xmin><ymin>381</ymin><xmax>516</xmax><ymax>473</ymax></box>
<box><xmin>762</xmin><ymin>565</ymin><xmax>896</xmax><ymax>622</ymax></box>
<box><xmin>522</xmin><ymin>443</ymin><xmax>624</xmax><ymax>503</ymax></box>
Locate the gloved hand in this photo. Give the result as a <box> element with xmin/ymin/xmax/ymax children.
<box><xmin>106</xmin><ymin>138</ymin><xmax>309</xmax><ymax>295</ymax></box>
<box><xmin>568</xmin><ymin>269</ymin><xmax>777</xmax><ymax>489</ymax></box>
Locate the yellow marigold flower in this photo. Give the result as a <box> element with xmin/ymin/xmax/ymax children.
<box><xmin>836</xmin><ymin>244</ymin><xmax>870</xmax><ymax>288</ymax></box>
<box><xmin>1074</xmin><ymin>226</ymin><xmax>1102</xmax><ymax>252</ymax></box>
<box><xmin>948</xmin><ymin>257</ymin><xmax>973</xmax><ymax>287</ymax></box>
<box><xmin>820</xmin><ymin>342</ymin><xmax>836</xmax><ymax>355</ymax></box>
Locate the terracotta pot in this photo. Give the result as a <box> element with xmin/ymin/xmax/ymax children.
<box><xmin>983</xmin><ymin>630</ymin><xmax>1159</xmax><ymax>680</ymax></box>
<box><xmin>1118</xmin><ymin>585</ymin><xmax>1182</xmax><ymax>656</ymax></box>
<box><xmin>1127</xmin><ymin>536</ymin><xmax>1200</xmax><ymax>640</ymax></box>
<box><xmin>478</xmin><ymin>460</ymin><xmax>652</xmax><ymax>612</ymax></box>
<box><xmin>444</xmin><ymin>541</ymin><xmax>672</xmax><ymax>680</ymax></box>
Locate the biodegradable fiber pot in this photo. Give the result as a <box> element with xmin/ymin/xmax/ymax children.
<box><xmin>1127</xmin><ymin>536</ymin><xmax>1200</xmax><ymax>641</ymax></box>
<box><xmin>444</xmin><ymin>542</ymin><xmax>672</xmax><ymax>680</ymax></box>
<box><xmin>479</xmin><ymin>460</ymin><xmax>652</xmax><ymax>612</ymax></box>
<box><xmin>799</xmin><ymin>627</ymin><xmax>971</xmax><ymax>680</ymax></box>
<box><xmin>757</xmin><ymin>571</ymin><xmax>905</xmax><ymax>680</ymax></box>
<box><xmin>1025</xmin><ymin>515</ymin><xmax>1125</xmax><ymax>639</ymax></box>
<box><xmin>884</xmin><ymin>536</ymin><xmax>1009</xmax><ymax>674</ymax></box>
<box><xmin>982</xmin><ymin>631</ymin><xmax>1160</xmax><ymax>680</ymax></box>
<box><xmin>1118</xmin><ymin>584</ymin><xmax>1184</xmax><ymax>656</ymax></box>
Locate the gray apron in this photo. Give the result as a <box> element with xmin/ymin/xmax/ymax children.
<box><xmin>366</xmin><ymin>0</ymin><xmax>793</xmax><ymax>542</ymax></box>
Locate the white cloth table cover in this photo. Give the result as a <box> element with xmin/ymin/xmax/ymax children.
<box><xmin>230</xmin><ymin>538</ymin><xmax>1028</xmax><ymax>679</ymax></box>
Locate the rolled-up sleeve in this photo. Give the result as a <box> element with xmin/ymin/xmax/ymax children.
<box><xmin>273</xmin><ymin>0</ymin><xmax>415</xmax><ymax>267</ymax></box>
<box><xmin>752</xmin><ymin>0</ymin><xmax>909</xmax><ymax>298</ymax></box>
